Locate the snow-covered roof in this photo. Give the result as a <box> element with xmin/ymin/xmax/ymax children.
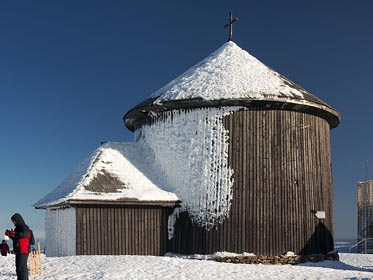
<box><xmin>124</xmin><ymin>41</ymin><xmax>340</xmax><ymax>130</ymax></box>
<box><xmin>151</xmin><ymin>41</ymin><xmax>310</xmax><ymax>103</ymax></box>
<box><xmin>34</xmin><ymin>142</ymin><xmax>179</xmax><ymax>209</ymax></box>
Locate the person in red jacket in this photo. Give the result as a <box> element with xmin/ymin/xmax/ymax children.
<box><xmin>0</xmin><ymin>240</ymin><xmax>10</xmax><ymax>256</ymax></box>
<box><xmin>5</xmin><ymin>213</ymin><xmax>34</xmax><ymax>280</ymax></box>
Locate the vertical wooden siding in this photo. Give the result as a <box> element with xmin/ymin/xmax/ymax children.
<box><xmin>167</xmin><ymin>109</ymin><xmax>334</xmax><ymax>256</ymax></box>
<box><xmin>76</xmin><ymin>205</ymin><xmax>170</xmax><ymax>255</ymax></box>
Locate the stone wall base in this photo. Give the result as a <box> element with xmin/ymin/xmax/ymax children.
<box><xmin>214</xmin><ymin>252</ymin><xmax>339</xmax><ymax>265</ymax></box>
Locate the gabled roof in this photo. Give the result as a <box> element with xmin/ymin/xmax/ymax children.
<box><xmin>34</xmin><ymin>142</ymin><xmax>179</xmax><ymax>209</ymax></box>
<box><xmin>124</xmin><ymin>41</ymin><xmax>340</xmax><ymax>130</ymax></box>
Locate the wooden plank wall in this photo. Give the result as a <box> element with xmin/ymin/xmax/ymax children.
<box><xmin>76</xmin><ymin>205</ymin><xmax>170</xmax><ymax>255</ymax></box>
<box><xmin>167</xmin><ymin>108</ymin><xmax>334</xmax><ymax>256</ymax></box>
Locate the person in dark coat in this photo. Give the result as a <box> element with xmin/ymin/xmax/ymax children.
<box><xmin>5</xmin><ymin>213</ymin><xmax>34</xmax><ymax>280</ymax></box>
<box><xmin>0</xmin><ymin>240</ymin><xmax>10</xmax><ymax>256</ymax></box>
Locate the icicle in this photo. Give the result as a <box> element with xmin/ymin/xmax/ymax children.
<box><xmin>168</xmin><ymin>207</ymin><xmax>180</xmax><ymax>240</ymax></box>
<box><xmin>139</xmin><ymin>106</ymin><xmax>242</xmax><ymax>230</ymax></box>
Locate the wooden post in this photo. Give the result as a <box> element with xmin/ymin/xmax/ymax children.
<box><xmin>29</xmin><ymin>239</ymin><xmax>43</xmax><ymax>275</ymax></box>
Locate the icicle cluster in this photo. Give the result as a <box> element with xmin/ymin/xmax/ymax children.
<box><xmin>137</xmin><ymin>107</ymin><xmax>240</xmax><ymax>233</ymax></box>
<box><xmin>167</xmin><ymin>207</ymin><xmax>180</xmax><ymax>239</ymax></box>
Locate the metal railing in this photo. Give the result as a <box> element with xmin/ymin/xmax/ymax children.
<box><xmin>349</xmin><ymin>238</ymin><xmax>373</xmax><ymax>253</ymax></box>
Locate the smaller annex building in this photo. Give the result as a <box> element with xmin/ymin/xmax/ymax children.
<box><xmin>34</xmin><ymin>142</ymin><xmax>178</xmax><ymax>257</ymax></box>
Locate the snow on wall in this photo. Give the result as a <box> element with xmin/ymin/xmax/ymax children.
<box><xmin>45</xmin><ymin>207</ymin><xmax>76</xmax><ymax>257</ymax></box>
<box><xmin>167</xmin><ymin>207</ymin><xmax>180</xmax><ymax>239</ymax></box>
<box><xmin>137</xmin><ymin>107</ymin><xmax>239</xmax><ymax>232</ymax></box>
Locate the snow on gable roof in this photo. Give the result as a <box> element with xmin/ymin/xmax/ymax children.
<box><xmin>34</xmin><ymin>142</ymin><xmax>179</xmax><ymax>209</ymax></box>
<box><xmin>151</xmin><ymin>41</ymin><xmax>313</xmax><ymax>104</ymax></box>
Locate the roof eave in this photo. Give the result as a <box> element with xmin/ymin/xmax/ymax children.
<box><xmin>123</xmin><ymin>98</ymin><xmax>340</xmax><ymax>131</ymax></box>
<box><xmin>35</xmin><ymin>198</ymin><xmax>180</xmax><ymax>209</ymax></box>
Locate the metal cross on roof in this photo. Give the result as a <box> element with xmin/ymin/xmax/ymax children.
<box><xmin>224</xmin><ymin>12</ymin><xmax>238</xmax><ymax>41</ymax></box>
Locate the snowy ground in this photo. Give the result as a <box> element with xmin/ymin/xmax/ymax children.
<box><xmin>0</xmin><ymin>251</ymin><xmax>373</xmax><ymax>279</ymax></box>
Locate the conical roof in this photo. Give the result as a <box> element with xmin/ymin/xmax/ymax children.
<box><xmin>124</xmin><ymin>41</ymin><xmax>339</xmax><ymax>130</ymax></box>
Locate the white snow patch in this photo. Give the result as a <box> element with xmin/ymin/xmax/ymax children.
<box><xmin>151</xmin><ymin>41</ymin><xmax>305</xmax><ymax>104</ymax></box>
<box><xmin>1</xmin><ymin>253</ymin><xmax>373</xmax><ymax>279</ymax></box>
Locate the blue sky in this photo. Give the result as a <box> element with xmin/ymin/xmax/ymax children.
<box><xmin>0</xmin><ymin>1</ymin><xmax>372</xmax><ymax>240</ymax></box>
